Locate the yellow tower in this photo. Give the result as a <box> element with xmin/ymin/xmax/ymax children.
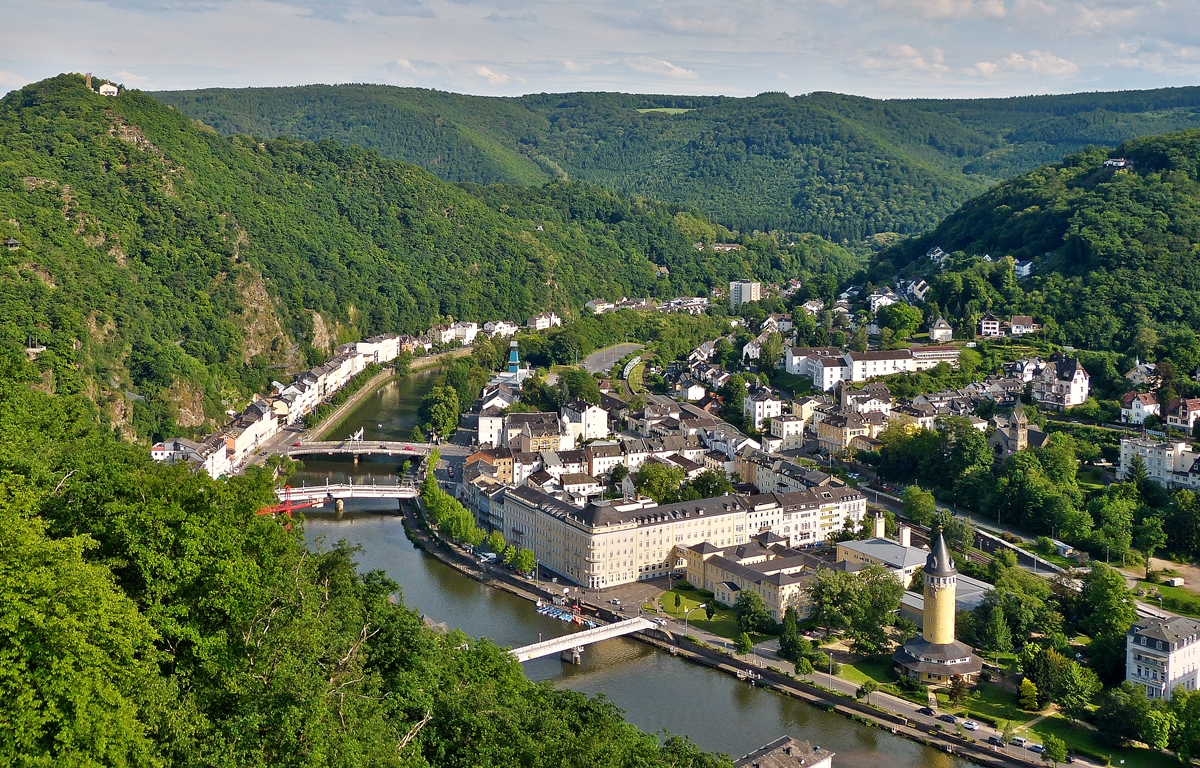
<box><xmin>923</xmin><ymin>533</ymin><xmax>957</xmax><ymax>646</ymax></box>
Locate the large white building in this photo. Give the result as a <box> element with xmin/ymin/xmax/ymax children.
<box><xmin>743</xmin><ymin>388</ymin><xmax>784</xmax><ymax>431</ymax></box>
<box><xmin>729</xmin><ymin>280</ymin><xmax>762</xmax><ymax>308</ymax></box>
<box><xmin>1119</xmin><ymin>437</ymin><xmax>1200</xmax><ymax>490</ymax></box>
<box><xmin>1032</xmin><ymin>356</ymin><xmax>1091</xmax><ymax>411</ymax></box>
<box><xmin>499</xmin><ymin>482</ymin><xmax>865</xmax><ymax>589</ymax></box>
<box><xmin>1127</xmin><ymin>616</ymin><xmax>1200</xmax><ymax>700</ymax></box>
<box><xmin>785</xmin><ymin>347</ymin><xmax>961</xmax><ymax>392</ymax></box>
<box><xmin>561</xmin><ymin>399</ymin><xmax>610</xmax><ymax>442</ymax></box>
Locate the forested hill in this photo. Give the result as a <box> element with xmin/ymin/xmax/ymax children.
<box><xmin>153</xmin><ymin>84</ymin><xmax>1200</xmax><ymax>239</ymax></box>
<box><xmin>872</xmin><ymin>129</ymin><xmax>1200</xmax><ymax>356</ymax></box>
<box><xmin>0</xmin><ymin>74</ymin><xmax>854</xmax><ymax>437</ymax></box>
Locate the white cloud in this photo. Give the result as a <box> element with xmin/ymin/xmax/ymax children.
<box><xmin>0</xmin><ymin>70</ymin><xmax>29</xmax><ymax>90</ymax></box>
<box><xmin>625</xmin><ymin>56</ymin><xmax>698</xmax><ymax>79</ymax></box>
<box><xmin>880</xmin><ymin>0</ymin><xmax>1007</xmax><ymax>19</ymax></box>
<box><xmin>1117</xmin><ymin>39</ymin><xmax>1200</xmax><ymax>74</ymax></box>
<box><xmin>859</xmin><ymin>45</ymin><xmax>949</xmax><ymax>74</ymax></box>
<box><xmin>474</xmin><ymin>65</ymin><xmax>510</xmax><ymax>84</ymax></box>
<box><xmin>116</xmin><ymin>69</ymin><xmax>152</xmax><ymax>86</ymax></box>
<box><xmin>966</xmin><ymin>49</ymin><xmax>1078</xmax><ymax>76</ymax></box>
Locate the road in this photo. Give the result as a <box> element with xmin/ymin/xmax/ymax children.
<box><xmin>583</xmin><ymin>343</ymin><xmax>644</xmax><ymax>374</ymax></box>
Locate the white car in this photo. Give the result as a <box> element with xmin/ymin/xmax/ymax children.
<box><xmin>961</xmin><ymin>720</ymin><xmax>980</xmax><ymax>731</ymax></box>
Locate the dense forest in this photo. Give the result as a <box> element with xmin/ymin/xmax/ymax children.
<box><xmin>0</xmin><ymin>74</ymin><xmax>853</xmax><ymax>437</ymax></box>
<box><xmin>869</xmin><ymin>130</ymin><xmax>1200</xmax><ymax>360</ymax></box>
<box><xmin>0</xmin><ymin>380</ymin><xmax>731</xmax><ymax>768</ymax></box>
<box><xmin>153</xmin><ymin>84</ymin><xmax>1200</xmax><ymax>239</ymax></box>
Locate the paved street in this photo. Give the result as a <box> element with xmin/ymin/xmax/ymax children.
<box><xmin>583</xmin><ymin>343</ymin><xmax>644</xmax><ymax>374</ymax></box>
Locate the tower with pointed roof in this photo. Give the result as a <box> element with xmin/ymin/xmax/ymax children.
<box><xmin>923</xmin><ymin>533</ymin><xmax>957</xmax><ymax>645</ymax></box>
<box><xmin>893</xmin><ymin>532</ymin><xmax>983</xmax><ymax>684</ymax></box>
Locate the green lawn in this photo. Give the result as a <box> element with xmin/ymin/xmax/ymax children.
<box><xmin>1137</xmin><ymin>580</ymin><xmax>1200</xmax><ymax>618</ymax></box>
<box><xmin>656</xmin><ymin>586</ymin><xmax>774</xmax><ymax>643</ymax></box>
<box><xmin>1023</xmin><ymin>716</ymin><xmax>1177</xmax><ymax>768</ymax></box>
<box><xmin>937</xmin><ymin>681</ymin><xmax>1031</xmax><ymax>727</ymax></box>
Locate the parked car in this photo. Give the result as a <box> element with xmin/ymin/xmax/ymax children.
<box><xmin>961</xmin><ymin>720</ymin><xmax>979</xmax><ymax>731</ymax></box>
<box><xmin>1029</xmin><ymin>743</ymin><xmax>1045</xmax><ymax>753</ymax></box>
<box><xmin>937</xmin><ymin>714</ymin><xmax>957</xmax><ymax>725</ymax></box>
<box><xmin>1010</xmin><ymin>737</ymin><xmax>1027</xmax><ymax>748</ymax></box>
<box><xmin>609</xmin><ymin>598</ymin><xmax>622</xmax><ymax>606</ymax></box>
<box><xmin>987</xmin><ymin>736</ymin><xmax>1005</xmax><ymax>747</ymax></box>
<box><xmin>917</xmin><ymin>707</ymin><xmax>935</xmax><ymax>717</ymax></box>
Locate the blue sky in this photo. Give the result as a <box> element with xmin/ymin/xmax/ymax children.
<box><xmin>2</xmin><ymin>0</ymin><xmax>1198</xmax><ymax>98</ymax></box>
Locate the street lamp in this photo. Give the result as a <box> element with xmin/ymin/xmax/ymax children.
<box><xmin>684</xmin><ymin>603</ymin><xmax>707</xmax><ymax>636</ymax></box>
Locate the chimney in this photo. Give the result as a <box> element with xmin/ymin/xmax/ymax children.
<box><xmin>899</xmin><ymin>526</ymin><xmax>911</xmax><ymax>548</ymax></box>
<box><xmin>872</xmin><ymin>513</ymin><xmax>886</xmax><ymax>539</ymax></box>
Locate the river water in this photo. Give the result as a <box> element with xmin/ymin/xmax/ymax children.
<box><xmin>295</xmin><ymin>368</ymin><xmax>969</xmax><ymax>768</ymax></box>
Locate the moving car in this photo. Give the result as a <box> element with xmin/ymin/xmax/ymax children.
<box><xmin>1010</xmin><ymin>737</ymin><xmax>1027</xmax><ymax>748</ymax></box>
<box><xmin>1029</xmin><ymin>744</ymin><xmax>1045</xmax><ymax>753</ymax></box>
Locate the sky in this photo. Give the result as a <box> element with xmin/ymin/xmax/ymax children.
<box><xmin>2</xmin><ymin>0</ymin><xmax>1199</xmax><ymax>99</ymax></box>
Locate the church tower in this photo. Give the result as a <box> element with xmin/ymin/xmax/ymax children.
<box><xmin>923</xmin><ymin>533</ymin><xmax>957</xmax><ymax>645</ymax></box>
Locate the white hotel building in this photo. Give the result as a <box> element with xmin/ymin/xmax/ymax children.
<box><xmin>786</xmin><ymin>347</ymin><xmax>961</xmax><ymax>392</ymax></box>
<box><xmin>1127</xmin><ymin>616</ymin><xmax>1200</xmax><ymax>700</ymax></box>
<box><xmin>500</xmin><ymin>483</ymin><xmax>865</xmax><ymax>589</ymax></box>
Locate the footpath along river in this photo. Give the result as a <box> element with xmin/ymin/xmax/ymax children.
<box><xmin>292</xmin><ymin>369</ymin><xmax>970</xmax><ymax>768</ymax></box>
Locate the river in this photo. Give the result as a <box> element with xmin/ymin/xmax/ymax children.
<box><xmin>293</xmin><ymin>368</ymin><xmax>970</xmax><ymax>768</ymax></box>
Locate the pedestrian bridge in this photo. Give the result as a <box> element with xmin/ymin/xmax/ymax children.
<box><xmin>509</xmin><ymin>617</ymin><xmax>656</xmax><ymax>662</ymax></box>
<box><xmin>277</xmin><ymin>480</ymin><xmax>419</xmax><ymax>502</ymax></box>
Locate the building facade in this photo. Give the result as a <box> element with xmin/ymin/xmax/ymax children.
<box><xmin>729</xmin><ymin>280</ymin><xmax>762</xmax><ymax>308</ymax></box>
<box><xmin>1127</xmin><ymin>616</ymin><xmax>1200</xmax><ymax>700</ymax></box>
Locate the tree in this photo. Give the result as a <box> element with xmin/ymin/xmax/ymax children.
<box><xmin>761</xmin><ymin>332</ymin><xmax>785</xmax><ymax>371</ymax></box>
<box><xmin>609</xmin><ymin>463</ymin><xmax>629</xmax><ymax>491</ymax></box>
<box><xmin>419</xmin><ymin>384</ymin><xmax>460</xmax><ymax>437</ymax></box>
<box><xmin>675</xmin><ymin>593</ymin><xmax>682</xmax><ymax>609</ymax></box>
<box><xmin>735</xmin><ymin>589</ymin><xmax>771</xmax><ymax>634</ymax></box>
<box><xmin>705</xmin><ymin>603</ymin><xmax>715</xmax><ymax>620</ymax></box>
<box><xmin>735</xmin><ymin>632</ymin><xmax>753</xmax><ymax>655</ymax></box>
<box><xmin>1020</xmin><ymin>678</ymin><xmax>1041</xmax><ymax>711</ymax></box>
<box><xmin>634</xmin><ymin>461</ymin><xmax>687</xmax><ymax>504</ymax></box>
<box><xmin>780</xmin><ymin>606</ymin><xmax>801</xmax><ymax>660</ymax></box>
<box><xmin>978</xmin><ymin>605</ymin><xmax>1013</xmax><ymax>656</ymax></box>
<box><xmin>502</xmin><ymin>544</ymin><xmax>517</xmax><ymax>565</ymax></box>
<box><xmin>902</xmin><ymin>485</ymin><xmax>937</xmax><ymax>526</ymax></box>
<box><xmin>795</xmin><ymin>657</ymin><xmax>814</xmax><ymax>675</ymax></box>
<box><xmin>1078</xmin><ymin>563</ymin><xmax>1137</xmax><ymax>640</ymax></box>
<box><xmin>877</xmin><ymin>303</ymin><xmax>923</xmax><ymax>340</ymax></box>
<box><xmin>1169</xmin><ymin>686</ymin><xmax>1200</xmax><ymax>762</ymax></box>
<box><xmin>809</xmin><ymin>568</ymin><xmax>855</xmax><ymax>635</ymax></box>
<box><xmin>1128</xmin><ymin>453</ymin><xmax>1149</xmax><ymax>490</ymax></box>
<box><xmin>558</xmin><ymin>367</ymin><xmax>601</xmax><ymax>404</ymax></box>
<box><xmin>931</xmin><ymin>510</ymin><xmax>975</xmax><ymax>555</ymax></box>
<box><xmin>485</xmin><ymin>529</ymin><xmax>506</xmax><ymax>554</ymax></box>
<box><xmin>850</xmin><ymin>325</ymin><xmax>869</xmax><ymax>353</ymax></box>
<box><xmin>513</xmin><ymin>548</ymin><xmax>537</xmax><ymax>576</ymax></box>
<box><xmin>687</xmin><ymin>470</ymin><xmax>733</xmax><ymax>499</ymax></box>
<box><xmin>855</xmin><ymin>680</ymin><xmax>879</xmax><ymax>706</ymax></box>
<box><xmin>844</xmin><ymin>565</ymin><xmax>904</xmax><ymax>655</ymax></box>
<box><xmin>1040</xmin><ymin>734</ymin><xmax>1067</xmax><ymax>767</ymax></box>
<box><xmin>1135</xmin><ymin>515</ymin><xmax>1167</xmax><ymax>577</ymax></box>
<box><xmin>948</xmin><ymin>675</ymin><xmax>969</xmax><ymax>707</ymax></box>
<box><xmin>1056</xmin><ymin>662</ymin><xmax>1101</xmax><ymax>723</ymax></box>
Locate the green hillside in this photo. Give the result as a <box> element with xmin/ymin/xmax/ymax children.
<box><xmin>154</xmin><ymin>84</ymin><xmax>1200</xmax><ymax>240</ymax></box>
<box><xmin>874</xmin><ymin>129</ymin><xmax>1200</xmax><ymax>357</ymax></box>
<box><xmin>0</xmin><ymin>74</ymin><xmax>857</xmax><ymax>439</ymax></box>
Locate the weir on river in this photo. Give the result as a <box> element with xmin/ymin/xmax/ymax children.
<box><xmin>292</xmin><ymin>366</ymin><xmax>970</xmax><ymax>768</ymax></box>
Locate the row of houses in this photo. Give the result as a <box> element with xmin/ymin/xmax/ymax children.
<box><xmin>151</xmin><ymin>333</ymin><xmax>411</xmax><ymax>477</ymax></box>
<box><xmin>584</xmin><ymin>296</ymin><xmax>710</xmax><ymax>316</ymax></box>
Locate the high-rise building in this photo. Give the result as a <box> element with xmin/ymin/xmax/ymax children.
<box><xmin>893</xmin><ymin>533</ymin><xmax>983</xmax><ymax>684</ymax></box>
<box><xmin>729</xmin><ymin>280</ymin><xmax>761</xmax><ymax>308</ymax></box>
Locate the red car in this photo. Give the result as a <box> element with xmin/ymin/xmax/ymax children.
<box><xmin>291</xmin><ymin>442</ymin><xmax>302</xmax><ymax>447</ymax></box>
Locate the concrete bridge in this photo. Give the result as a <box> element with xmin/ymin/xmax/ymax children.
<box><xmin>277</xmin><ymin>479</ymin><xmax>419</xmax><ymax>503</ymax></box>
<box><xmin>509</xmin><ymin>617</ymin><xmax>656</xmax><ymax>663</ymax></box>
<box><xmin>284</xmin><ymin>440</ymin><xmax>439</xmax><ymax>459</ymax></box>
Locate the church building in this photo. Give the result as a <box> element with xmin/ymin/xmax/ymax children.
<box><xmin>892</xmin><ymin>533</ymin><xmax>983</xmax><ymax>684</ymax></box>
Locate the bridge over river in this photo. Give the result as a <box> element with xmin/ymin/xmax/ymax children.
<box><xmin>277</xmin><ymin>479</ymin><xmax>419</xmax><ymax>504</ymax></box>
<box><xmin>510</xmin><ymin>617</ymin><xmax>657</xmax><ymax>664</ymax></box>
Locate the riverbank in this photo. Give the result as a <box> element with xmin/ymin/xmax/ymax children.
<box><xmin>397</xmin><ymin>499</ymin><xmax>1038</xmax><ymax>768</ymax></box>
<box><xmin>310</xmin><ymin>348</ymin><xmax>472</xmax><ymax>441</ymax></box>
